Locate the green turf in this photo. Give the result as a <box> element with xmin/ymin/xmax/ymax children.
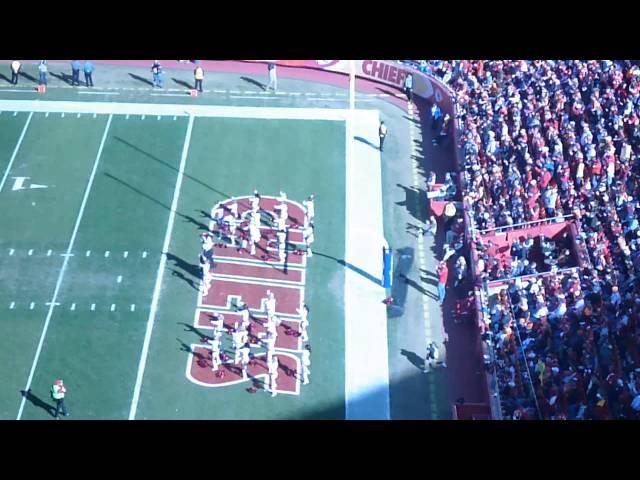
<box><xmin>20</xmin><ymin>116</ymin><xmax>188</xmax><ymax>419</ymax></box>
<box><xmin>0</xmin><ymin>110</ymin><xmax>349</xmax><ymax>419</ymax></box>
<box><xmin>135</xmin><ymin>117</ymin><xmax>347</xmax><ymax>419</ymax></box>
<box><xmin>0</xmin><ymin>114</ymin><xmax>108</xmax><ymax>418</ymax></box>
<box><xmin>0</xmin><ymin>112</ymin><xmax>29</xmax><ymax>176</ymax></box>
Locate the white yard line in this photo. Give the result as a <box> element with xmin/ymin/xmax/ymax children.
<box><xmin>77</xmin><ymin>91</ymin><xmax>119</xmax><ymax>96</ymax></box>
<box><xmin>128</xmin><ymin>114</ymin><xmax>195</xmax><ymax>420</ymax></box>
<box><xmin>0</xmin><ymin>99</ymin><xmax>360</xmax><ymax>121</ymax></box>
<box><xmin>343</xmin><ymin>109</ymin><xmax>390</xmax><ymax>420</ymax></box>
<box><xmin>16</xmin><ymin>114</ymin><xmax>113</xmax><ymax>420</ymax></box>
<box><xmin>0</xmin><ymin>111</ymin><xmax>33</xmax><ymax>193</ymax></box>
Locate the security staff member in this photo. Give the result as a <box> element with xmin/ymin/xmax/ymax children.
<box><xmin>379</xmin><ymin>121</ymin><xmax>388</xmax><ymax>151</ymax></box>
<box><xmin>51</xmin><ymin>379</ymin><xmax>69</xmax><ymax>419</ymax></box>
<box><xmin>194</xmin><ymin>65</ymin><xmax>204</xmax><ymax>92</ymax></box>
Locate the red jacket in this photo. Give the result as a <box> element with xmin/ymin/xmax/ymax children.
<box><xmin>438</xmin><ymin>265</ymin><xmax>449</xmax><ymax>285</ymax></box>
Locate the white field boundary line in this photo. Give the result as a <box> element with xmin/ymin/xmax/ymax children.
<box><xmin>0</xmin><ymin>99</ymin><xmax>375</xmax><ymax>122</ymax></box>
<box><xmin>16</xmin><ymin>114</ymin><xmax>113</xmax><ymax>420</ymax></box>
<box><xmin>343</xmin><ymin>109</ymin><xmax>390</xmax><ymax>420</ymax></box>
<box><xmin>0</xmin><ymin>112</ymin><xmax>33</xmax><ymax>193</ymax></box>
<box><xmin>128</xmin><ymin>114</ymin><xmax>195</xmax><ymax>420</ymax></box>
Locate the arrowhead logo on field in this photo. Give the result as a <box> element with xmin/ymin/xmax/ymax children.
<box><xmin>11</xmin><ymin>177</ymin><xmax>48</xmax><ymax>191</ymax></box>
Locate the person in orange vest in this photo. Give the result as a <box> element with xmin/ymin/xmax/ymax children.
<box><xmin>51</xmin><ymin>379</ymin><xmax>69</xmax><ymax>419</ymax></box>
<box><xmin>194</xmin><ymin>64</ymin><xmax>204</xmax><ymax>92</ymax></box>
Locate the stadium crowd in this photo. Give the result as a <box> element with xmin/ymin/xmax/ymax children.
<box><xmin>439</xmin><ymin>60</ymin><xmax>640</xmax><ymax>419</ymax></box>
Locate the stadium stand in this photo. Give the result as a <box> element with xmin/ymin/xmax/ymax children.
<box><xmin>421</xmin><ymin>60</ymin><xmax>640</xmax><ymax>419</ymax></box>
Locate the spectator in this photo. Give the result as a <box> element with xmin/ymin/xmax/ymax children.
<box><xmin>445</xmin><ymin>59</ymin><xmax>640</xmax><ymax>419</ymax></box>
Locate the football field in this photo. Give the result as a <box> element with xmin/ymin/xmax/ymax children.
<box><xmin>0</xmin><ymin>99</ymin><xmax>386</xmax><ymax>419</ymax></box>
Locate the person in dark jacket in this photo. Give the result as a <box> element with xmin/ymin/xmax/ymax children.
<box><xmin>71</xmin><ymin>60</ymin><xmax>81</xmax><ymax>86</ymax></box>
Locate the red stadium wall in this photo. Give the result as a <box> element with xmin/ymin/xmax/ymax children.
<box><xmin>243</xmin><ymin>60</ymin><xmax>455</xmax><ymax>115</ymax></box>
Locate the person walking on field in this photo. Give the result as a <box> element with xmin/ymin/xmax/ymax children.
<box><xmin>51</xmin><ymin>379</ymin><xmax>69</xmax><ymax>419</ymax></box>
<box><xmin>194</xmin><ymin>65</ymin><xmax>204</xmax><ymax>92</ymax></box>
<box><xmin>267</xmin><ymin>63</ymin><xmax>277</xmax><ymax>92</ymax></box>
<box><xmin>379</xmin><ymin>121</ymin><xmax>388</xmax><ymax>151</ymax></box>
<box><xmin>11</xmin><ymin>60</ymin><xmax>21</xmax><ymax>85</ymax></box>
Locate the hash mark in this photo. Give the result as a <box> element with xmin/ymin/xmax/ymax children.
<box><xmin>9</xmin><ymin>249</ymin><xmax>14</xmax><ymax>256</ymax></box>
<box><xmin>70</xmin><ymin>303</ymin><xmax>76</xmax><ymax>311</ymax></box>
<box><xmin>29</xmin><ymin>302</ymin><xmax>34</xmax><ymax>310</ymax></box>
<box><xmin>110</xmin><ymin>304</ymin><xmax>116</xmax><ymax>311</ymax></box>
<box><xmin>142</xmin><ymin>251</ymin><xmax>147</xmax><ymax>258</ymax></box>
<box><xmin>117</xmin><ymin>275</ymin><xmax>122</xmax><ymax>283</ymax></box>
<box><xmin>130</xmin><ymin>304</ymin><xmax>136</xmax><ymax>312</ymax></box>
<box><xmin>90</xmin><ymin>303</ymin><xmax>95</xmax><ymax>311</ymax></box>
<box><xmin>105</xmin><ymin>250</ymin><xmax>110</xmax><ymax>257</ymax></box>
<box><xmin>86</xmin><ymin>250</ymin><xmax>91</xmax><ymax>257</ymax></box>
<box><xmin>9</xmin><ymin>302</ymin><xmax>15</xmax><ymax>309</ymax></box>
<box><xmin>123</xmin><ymin>251</ymin><xmax>128</xmax><ymax>258</ymax></box>
<box><xmin>28</xmin><ymin>249</ymin><xmax>33</xmax><ymax>256</ymax></box>
<box><xmin>47</xmin><ymin>249</ymin><xmax>52</xmax><ymax>256</ymax></box>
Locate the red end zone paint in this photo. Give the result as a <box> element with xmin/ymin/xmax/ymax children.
<box><xmin>187</xmin><ymin>193</ymin><xmax>310</xmax><ymax>394</ymax></box>
<box><xmin>212</xmin><ymin>261</ymin><xmax>304</xmax><ymax>283</ymax></box>
<box><xmin>189</xmin><ymin>348</ymin><xmax>299</xmax><ymax>393</ymax></box>
<box><xmin>210</xmin><ymin>237</ymin><xmax>306</xmax><ymax>265</ymax></box>
<box><xmin>195</xmin><ymin>310</ymin><xmax>301</xmax><ymax>350</ymax></box>
<box><xmin>201</xmin><ymin>279</ymin><xmax>301</xmax><ymax>315</ymax></box>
